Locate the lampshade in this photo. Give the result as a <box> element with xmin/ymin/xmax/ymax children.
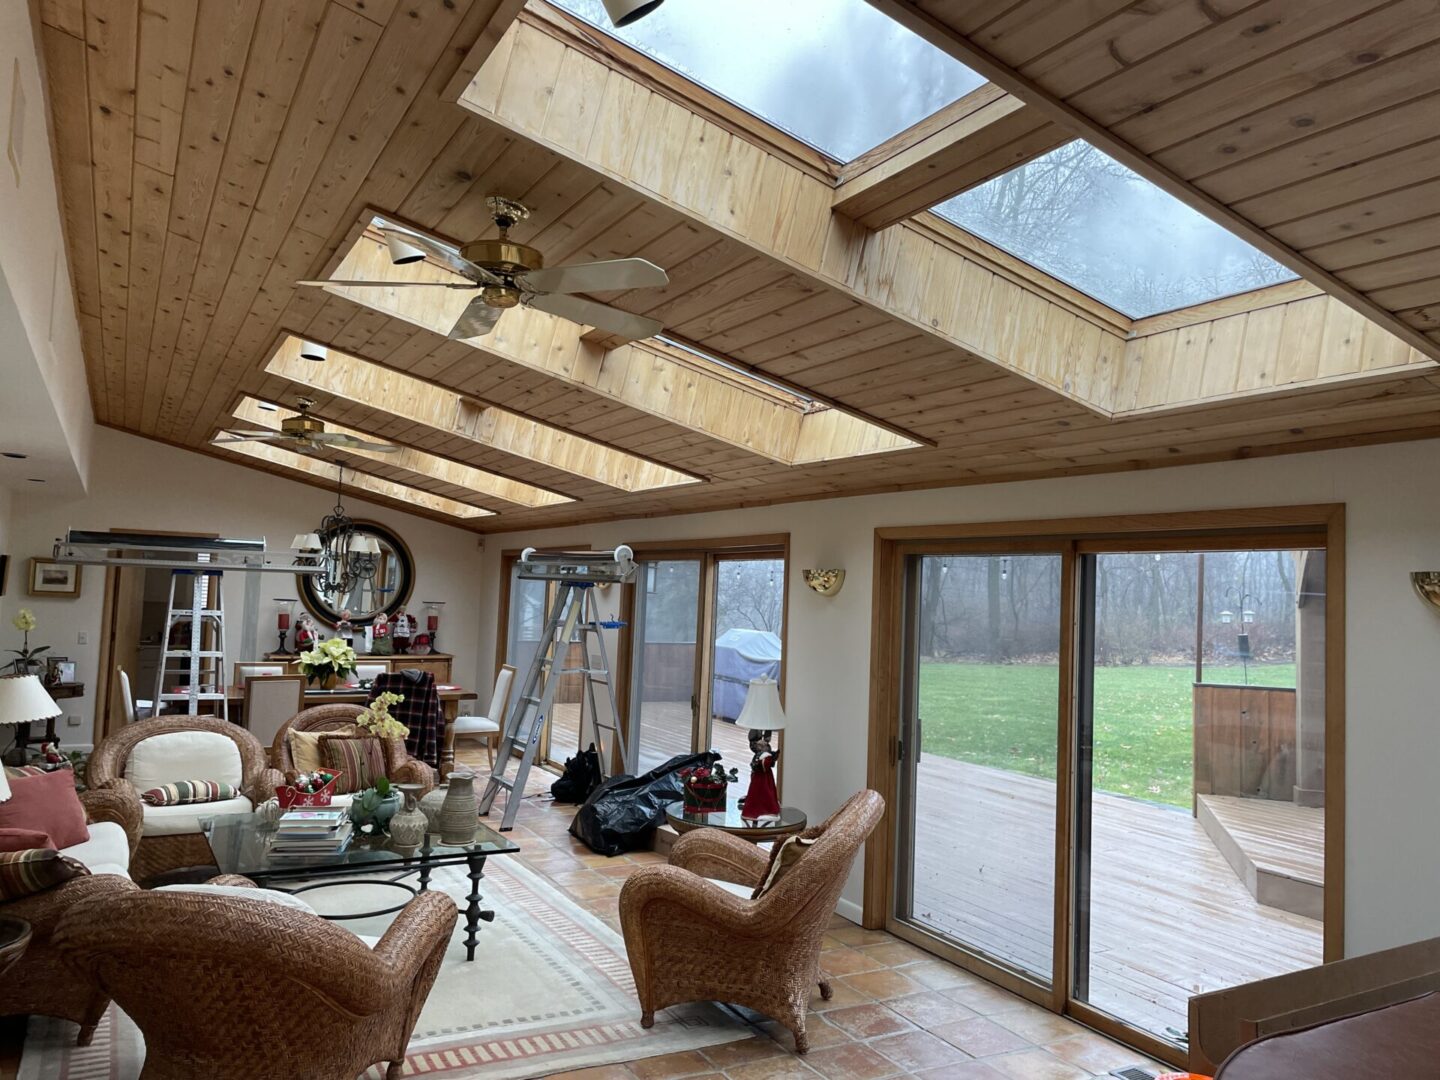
<box><xmin>351</xmin><ymin>535</ymin><xmax>380</xmax><ymax>556</ymax></box>
<box><xmin>292</xmin><ymin>533</ymin><xmax>322</xmax><ymax>552</ymax></box>
<box><xmin>602</xmin><ymin>0</ymin><xmax>664</xmax><ymax>26</ymax></box>
<box><xmin>0</xmin><ymin>676</ymin><xmax>62</xmax><ymax>803</ymax></box>
<box><xmin>298</xmin><ymin>340</ymin><xmax>328</xmax><ymax>363</ymax></box>
<box><xmin>736</xmin><ymin>678</ymin><xmax>786</xmax><ymax>732</ymax></box>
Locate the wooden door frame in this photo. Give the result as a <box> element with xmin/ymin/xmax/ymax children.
<box><xmin>864</xmin><ymin>505</ymin><xmax>1346</xmax><ymax>1065</ymax></box>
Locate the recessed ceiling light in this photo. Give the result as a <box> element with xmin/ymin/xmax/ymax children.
<box><xmin>2</xmin><ymin>452</ymin><xmax>27</xmax><ymax>459</ymax></box>
<box><xmin>256</xmin><ymin>401</ymin><xmax>279</xmax><ymax>412</ymax></box>
<box><xmin>299</xmin><ymin>341</ymin><xmax>328</xmax><ymax>362</ymax></box>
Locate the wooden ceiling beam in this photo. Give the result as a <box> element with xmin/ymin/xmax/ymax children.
<box><xmin>833</xmin><ymin>84</ymin><xmax>1069</xmax><ymax>231</ymax></box>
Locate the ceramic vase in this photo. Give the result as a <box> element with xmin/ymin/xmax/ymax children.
<box><xmin>438</xmin><ymin>772</ymin><xmax>479</xmax><ymax>845</ymax></box>
<box><xmin>347</xmin><ymin>790</ymin><xmax>401</xmax><ymax>832</ymax></box>
<box><xmin>419</xmin><ymin>784</ymin><xmax>448</xmax><ymax>833</ymax></box>
<box><xmin>254</xmin><ymin>797</ymin><xmax>283</xmax><ymax>831</ymax></box>
<box><xmin>388</xmin><ymin>784</ymin><xmax>428</xmax><ymax>850</ymax></box>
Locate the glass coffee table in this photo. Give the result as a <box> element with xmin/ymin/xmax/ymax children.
<box><xmin>664</xmin><ymin>798</ymin><xmax>807</xmax><ymax>842</ymax></box>
<box><xmin>203</xmin><ymin>815</ymin><xmax>519</xmax><ymax>961</ymax></box>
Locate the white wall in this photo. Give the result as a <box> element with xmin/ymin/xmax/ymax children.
<box><xmin>0</xmin><ymin>428</ymin><xmax>484</xmax><ymax>743</ymax></box>
<box><xmin>475</xmin><ymin>439</ymin><xmax>1440</xmax><ymax>958</ymax></box>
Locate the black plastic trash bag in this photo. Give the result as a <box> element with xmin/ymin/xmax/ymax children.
<box><xmin>551</xmin><ymin>743</ymin><xmax>604</xmax><ymax>804</ymax></box>
<box><xmin>569</xmin><ymin>750</ymin><xmax>720</xmax><ymax>856</ymax></box>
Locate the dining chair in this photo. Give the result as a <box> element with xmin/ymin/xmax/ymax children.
<box><xmin>116</xmin><ymin>665</ymin><xmax>152</xmax><ymax>724</ymax></box>
<box><xmin>234</xmin><ymin>662</ymin><xmax>284</xmax><ymax>687</ymax></box>
<box><xmin>351</xmin><ymin>662</ymin><xmax>390</xmax><ymax>686</ymax></box>
<box><xmin>243</xmin><ymin>674</ymin><xmax>306</xmax><ymax>750</ymax></box>
<box><xmin>447</xmin><ymin>664</ymin><xmax>514</xmax><ymax>769</ymax></box>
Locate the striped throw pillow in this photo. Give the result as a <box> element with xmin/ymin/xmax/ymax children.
<box><xmin>319</xmin><ymin>735</ymin><xmax>387</xmax><ymax>795</ymax></box>
<box><xmin>140</xmin><ymin>781</ymin><xmax>240</xmax><ymax>806</ymax></box>
<box><xmin>0</xmin><ymin>849</ymin><xmax>89</xmax><ymax>900</ymax></box>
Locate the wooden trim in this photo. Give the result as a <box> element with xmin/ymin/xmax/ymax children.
<box><xmin>439</xmin><ymin>0</ymin><xmax>528</xmax><ymax>104</ymax></box>
<box><xmin>863</xmin><ymin>1</ymin><xmax>1440</xmax><ymax>368</ymax></box>
<box><xmin>524</xmin><ymin>4</ymin><xmax>838</xmax><ymax>182</ymax></box>
<box><xmin>626</xmin><ymin>533</ymin><xmax>791</xmax><ymax>556</ymax></box>
<box><xmin>864</xmin><ymin>503</ymin><xmax>1346</xmax><ymax>1058</ymax></box>
<box><xmin>1129</xmin><ymin>280</ymin><xmax>1326</xmax><ymax>339</ymax></box>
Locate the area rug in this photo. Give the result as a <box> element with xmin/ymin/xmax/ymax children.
<box><xmin>19</xmin><ymin>858</ymin><xmax>749</xmax><ymax>1079</ymax></box>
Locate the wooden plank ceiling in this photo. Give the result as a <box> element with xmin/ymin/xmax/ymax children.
<box><xmin>34</xmin><ymin>0</ymin><xmax>1440</xmax><ymax>534</ymax></box>
<box><xmin>873</xmin><ymin>0</ymin><xmax>1440</xmax><ymax>356</ymax></box>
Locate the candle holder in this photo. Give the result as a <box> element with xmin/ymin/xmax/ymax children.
<box><xmin>423</xmin><ymin>600</ymin><xmax>444</xmax><ymax>653</ymax></box>
<box><xmin>267</xmin><ymin>598</ymin><xmax>298</xmax><ymax>659</ymax></box>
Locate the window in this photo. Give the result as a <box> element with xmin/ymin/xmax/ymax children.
<box><xmin>933</xmin><ymin>142</ymin><xmax>1298</xmax><ymax>318</ymax></box>
<box><xmin>548</xmin><ymin>0</ymin><xmax>985</xmax><ymax>162</ymax></box>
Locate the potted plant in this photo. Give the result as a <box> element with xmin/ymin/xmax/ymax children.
<box><xmin>679</xmin><ymin>760</ymin><xmax>738</xmax><ymax>814</ymax></box>
<box><xmin>8</xmin><ymin>609</ymin><xmax>49</xmax><ymax>676</ymax></box>
<box><xmin>298</xmin><ymin>637</ymin><xmax>357</xmax><ymax>690</ymax></box>
<box><xmin>348</xmin><ymin>775</ymin><xmax>401</xmax><ymax>835</ymax></box>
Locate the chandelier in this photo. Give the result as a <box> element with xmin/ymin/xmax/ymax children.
<box><xmin>292</xmin><ymin>466</ymin><xmax>381</xmax><ymax>599</ymax></box>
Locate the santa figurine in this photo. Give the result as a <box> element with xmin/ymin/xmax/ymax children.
<box><xmin>39</xmin><ymin>741</ymin><xmax>65</xmax><ymax>767</ymax></box>
<box><xmin>371</xmin><ymin>610</ymin><xmax>393</xmax><ymax>654</ymax></box>
<box><xmin>294</xmin><ymin>613</ymin><xmax>318</xmax><ymax>652</ymax></box>
<box><xmin>392</xmin><ymin>609</ymin><xmax>413</xmax><ymax>654</ymax></box>
<box><xmin>740</xmin><ymin>728</ymin><xmax>781</xmax><ymax>819</ymax></box>
<box><xmin>336</xmin><ymin>609</ymin><xmax>354</xmax><ymax>649</ymax></box>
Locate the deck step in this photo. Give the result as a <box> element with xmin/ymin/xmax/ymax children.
<box><xmin>1197</xmin><ymin>793</ymin><xmax>1324</xmax><ymax>920</ymax></box>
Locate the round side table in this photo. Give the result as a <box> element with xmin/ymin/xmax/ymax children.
<box><xmin>0</xmin><ymin>918</ymin><xmax>31</xmax><ymax>979</ymax></box>
<box><xmin>665</xmin><ymin>798</ymin><xmax>806</xmax><ymax>843</ymax></box>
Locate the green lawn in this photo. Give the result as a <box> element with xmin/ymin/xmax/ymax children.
<box><xmin>917</xmin><ymin>660</ymin><xmax>1296</xmax><ymax>809</ymax></box>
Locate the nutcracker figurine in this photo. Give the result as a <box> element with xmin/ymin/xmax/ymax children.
<box><xmin>392</xmin><ymin>608</ymin><xmax>413</xmax><ymax>654</ymax></box>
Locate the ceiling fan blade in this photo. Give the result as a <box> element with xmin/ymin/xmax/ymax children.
<box><xmin>312</xmin><ymin>432</ymin><xmax>401</xmax><ymax>453</ymax></box>
<box><xmin>378</xmin><ymin>227</ymin><xmax>503</xmax><ymax>285</ymax></box>
<box><xmin>296</xmin><ymin>279</ymin><xmax>478</xmax><ymax>290</ymax></box>
<box><xmin>212</xmin><ymin>432</ymin><xmax>282</xmax><ymax>445</ymax></box>
<box><xmin>517</xmin><ymin>258</ymin><xmax>669</xmax><ymax>295</ymax></box>
<box><xmin>447</xmin><ymin>295</ymin><xmax>503</xmax><ymax>339</ymax></box>
<box><xmin>526</xmin><ymin>291</ymin><xmax>663</xmax><ymax>341</ymax></box>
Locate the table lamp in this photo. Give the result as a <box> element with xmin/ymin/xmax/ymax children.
<box><xmin>0</xmin><ymin>675</ymin><xmax>62</xmax><ymax>801</ymax></box>
<box><xmin>736</xmin><ymin>677</ymin><xmax>786</xmax><ymax>819</ymax></box>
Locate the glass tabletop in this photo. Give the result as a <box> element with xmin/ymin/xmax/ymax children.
<box><xmin>202</xmin><ymin>813</ymin><xmax>519</xmax><ymax>879</ymax></box>
<box><xmin>664</xmin><ymin>799</ymin><xmax>806</xmax><ymax>833</ymax></box>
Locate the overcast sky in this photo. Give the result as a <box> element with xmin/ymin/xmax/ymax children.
<box><xmin>556</xmin><ymin>0</ymin><xmax>984</xmax><ymax>161</ymax></box>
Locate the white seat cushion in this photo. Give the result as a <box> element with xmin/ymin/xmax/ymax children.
<box><xmin>63</xmin><ymin>820</ymin><xmax>131</xmax><ymax>876</ymax></box>
<box><xmin>156</xmin><ymin>883</ymin><xmax>317</xmax><ymax>914</ymax></box>
<box><xmin>127</xmin><ymin>730</ymin><xmax>244</xmax><ymax>791</ymax></box>
<box><xmin>86</xmin><ymin>862</ymin><xmax>131</xmax><ymax>879</ymax></box>
<box><xmin>704</xmin><ymin>877</ymin><xmax>754</xmax><ymax>899</ymax></box>
<box><xmin>453</xmin><ymin>715</ymin><xmax>500</xmax><ymax>735</ymax></box>
<box><xmin>141</xmin><ymin>796</ymin><xmax>253</xmax><ymax>837</ymax></box>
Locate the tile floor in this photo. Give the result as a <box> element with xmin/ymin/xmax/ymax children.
<box><xmin>490</xmin><ymin>766</ymin><xmax>1169</xmax><ymax>1080</ymax></box>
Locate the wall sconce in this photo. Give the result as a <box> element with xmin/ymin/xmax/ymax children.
<box><xmin>1411</xmin><ymin>572</ymin><xmax>1440</xmax><ymax>613</ymax></box>
<box><xmin>802</xmin><ymin>569</ymin><xmax>845</xmax><ymax>597</ymax></box>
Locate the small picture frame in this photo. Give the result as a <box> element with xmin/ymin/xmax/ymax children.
<box><xmin>44</xmin><ymin>657</ymin><xmax>73</xmax><ymax>686</ymax></box>
<box><xmin>28</xmin><ymin>558</ymin><xmax>81</xmax><ymax>598</ymax></box>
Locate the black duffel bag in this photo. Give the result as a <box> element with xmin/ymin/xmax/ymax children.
<box><xmin>569</xmin><ymin>750</ymin><xmax>720</xmax><ymax>856</ymax></box>
<box><xmin>551</xmin><ymin>743</ymin><xmax>603</xmax><ymax>803</ymax></box>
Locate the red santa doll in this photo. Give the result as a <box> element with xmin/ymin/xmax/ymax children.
<box><xmin>740</xmin><ymin>727</ymin><xmax>781</xmax><ymax>819</ymax></box>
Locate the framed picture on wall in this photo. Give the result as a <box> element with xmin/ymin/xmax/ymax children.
<box><xmin>28</xmin><ymin>558</ymin><xmax>81</xmax><ymax>598</ymax></box>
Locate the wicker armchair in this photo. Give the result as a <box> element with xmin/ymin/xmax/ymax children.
<box><xmin>0</xmin><ymin>788</ymin><xmax>144</xmax><ymax>1044</ymax></box>
<box><xmin>54</xmin><ymin>886</ymin><xmax>458</xmax><ymax>1079</ymax></box>
<box><xmin>273</xmin><ymin>704</ymin><xmax>436</xmax><ymax>794</ymax></box>
<box><xmin>618</xmin><ymin>789</ymin><xmax>884</xmax><ymax>1053</ymax></box>
<box><xmin>88</xmin><ymin>715</ymin><xmax>282</xmax><ymax>881</ymax></box>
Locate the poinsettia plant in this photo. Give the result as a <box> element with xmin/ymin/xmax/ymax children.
<box><xmin>298</xmin><ymin>637</ymin><xmax>357</xmax><ymax>685</ymax></box>
<box><xmin>356</xmin><ymin>691</ymin><xmax>408</xmax><ymax>739</ymax></box>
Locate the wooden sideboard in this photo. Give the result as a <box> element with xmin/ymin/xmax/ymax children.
<box><xmin>257</xmin><ymin>654</ymin><xmax>454</xmax><ymax>684</ymax></box>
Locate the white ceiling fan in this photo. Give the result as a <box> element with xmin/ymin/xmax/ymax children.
<box><xmin>213</xmin><ymin>398</ymin><xmax>400</xmax><ymax>454</ymax></box>
<box><xmin>298</xmin><ymin>198</ymin><xmax>670</xmax><ymax>342</ymax></box>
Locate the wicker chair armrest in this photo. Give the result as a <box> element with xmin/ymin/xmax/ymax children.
<box><xmin>371</xmin><ymin>891</ymin><xmax>457</xmax><ymax>976</ymax></box>
<box><xmin>79</xmin><ymin>786</ymin><xmax>145</xmax><ymax>854</ymax></box>
<box><xmin>205</xmin><ymin>874</ymin><xmax>258</xmax><ymax>888</ymax></box>
<box><xmin>390</xmin><ymin>758</ymin><xmax>436</xmax><ymax>795</ymax></box>
<box><xmin>243</xmin><ymin>767</ymin><xmax>284</xmax><ymax>805</ymax></box>
<box><xmin>619</xmin><ymin>865</ymin><xmax>769</xmax><ymax>935</ymax></box>
<box><xmin>669</xmin><ymin>828</ymin><xmax>770</xmax><ymax>886</ymax></box>
<box><xmin>3</xmin><ymin>872</ymin><xmax>138</xmax><ymax>934</ymax></box>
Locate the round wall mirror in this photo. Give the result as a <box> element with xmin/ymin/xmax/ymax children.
<box><xmin>297</xmin><ymin>520</ymin><xmax>415</xmax><ymax>626</ymax></box>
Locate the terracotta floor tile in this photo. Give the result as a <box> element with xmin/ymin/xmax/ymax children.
<box><xmin>820</xmin><ymin>947</ymin><xmax>886</xmax><ymax>976</ymax></box>
<box><xmin>823</xmin><ymin>1002</ymin><xmax>915</xmax><ymax>1040</ymax></box>
<box><xmin>869</xmin><ymin>1031</ymin><xmax>972</xmax><ymax>1072</ymax></box>
<box><xmin>929</xmin><ymin>1018</ymin><xmax>1032</xmax><ymax>1058</ymax></box>
<box><xmin>545</xmin><ymin>1067</ymin><xmax>637</xmax><ymax>1080</ymax></box>
<box><xmin>857</xmin><ymin>941</ymin><xmax>933</xmax><ymax>968</ymax></box>
<box><xmin>724</xmin><ymin>1056</ymin><xmax>823</xmax><ymax>1080</ymax></box>
<box><xmin>802</xmin><ymin>1041</ymin><xmax>906</xmax><ymax>1080</ymax></box>
<box><xmin>913</xmin><ymin>1063</ymin><xmax>1011</xmax><ymax>1080</ymax></box>
<box><xmin>828</xmin><ymin>925</ymin><xmax>897</xmax><ymax>948</ymax></box>
<box><xmin>902</xmin><ymin>963</ymin><xmax>987</xmax><ymax>992</ymax></box>
<box><xmin>885</xmin><ymin>991</ymin><xmax>979</xmax><ymax>1030</ymax></box>
<box><xmin>990</xmin><ymin>1009</ymin><xmax>1087</xmax><ymax>1045</ymax></box>
<box><xmin>811</xmin><ymin>981</ymin><xmax>875</xmax><ymax>1012</ymax></box>
<box><xmin>1041</xmin><ymin>1032</ymin><xmax>1157</xmax><ymax>1074</ymax></box>
<box><xmin>760</xmin><ymin>1013</ymin><xmax>851</xmax><ymax>1052</ymax></box>
<box><xmin>626</xmin><ymin>1049</ymin><xmax>717</xmax><ymax>1079</ymax></box>
<box><xmin>839</xmin><ymin>969</ymin><xmax>928</xmax><ymax>1001</ymax></box>
<box><xmin>701</xmin><ymin>1037</ymin><xmax>788</xmax><ymax>1069</ymax></box>
<box><xmin>983</xmin><ymin>1050</ymin><xmax>1091</xmax><ymax>1080</ymax></box>
<box><xmin>941</xmin><ymin>983</ymin><xmax>1035</xmax><ymax>1016</ymax></box>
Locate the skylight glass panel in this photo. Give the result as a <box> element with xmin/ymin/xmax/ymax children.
<box><xmin>933</xmin><ymin>142</ymin><xmax>1299</xmax><ymax>319</ymax></box>
<box><xmin>549</xmin><ymin>0</ymin><xmax>985</xmax><ymax>162</ymax></box>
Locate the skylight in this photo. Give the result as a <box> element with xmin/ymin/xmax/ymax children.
<box><xmin>549</xmin><ymin>0</ymin><xmax>985</xmax><ymax>162</ymax></box>
<box><xmin>932</xmin><ymin>142</ymin><xmax>1299</xmax><ymax>319</ymax></box>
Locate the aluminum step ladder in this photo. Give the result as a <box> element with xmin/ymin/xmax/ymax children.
<box><xmin>478</xmin><ymin>546</ymin><xmax>634</xmax><ymax>830</ymax></box>
<box><xmin>152</xmin><ymin>563</ymin><xmax>228</xmax><ymax>721</ymax></box>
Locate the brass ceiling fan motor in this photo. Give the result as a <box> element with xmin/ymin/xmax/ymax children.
<box><xmin>460</xmin><ymin>196</ymin><xmax>542</xmax><ymax>284</ymax></box>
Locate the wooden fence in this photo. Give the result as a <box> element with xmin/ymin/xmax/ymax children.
<box><xmin>1192</xmin><ymin>683</ymin><xmax>1297</xmax><ymax>802</ymax></box>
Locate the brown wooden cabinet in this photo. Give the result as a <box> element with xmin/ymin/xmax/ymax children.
<box><xmin>269</xmin><ymin>654</ymin><xmax>454</xmax><ymax>684</ymax></box>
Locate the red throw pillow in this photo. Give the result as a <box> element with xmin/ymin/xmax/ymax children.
<box><xmin>0</xmin><ymin>827</ymin><xmax>55</xmax><ymax>852</ymax></box>
<box><xmin>0</xmin><ymin>769</ymin><xmax>89</xmax><ymax>849</ymax></box>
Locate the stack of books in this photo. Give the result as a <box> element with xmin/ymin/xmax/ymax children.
<box><xmin>270</xmin><ymin>808</ymin><xmax>353</xmax><ymax>857</ymax></box>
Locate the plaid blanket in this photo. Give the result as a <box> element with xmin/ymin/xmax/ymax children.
<box><xmin>371</xmin><ymin>668</ymin><xmax>443</xmax><ymax>768</ymax></box>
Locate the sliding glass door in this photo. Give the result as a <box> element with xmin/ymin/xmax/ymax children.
<box><xmin>628</xmin><ymin>559</ymin><xmax>702</xmax><ymax>774</ymax></box>
<box><xmin>709</xmin><ymin>557</ymin><xmax>785</xmax><ymax>799</ymax></box>
<box><xmin>896</xmin><ymin>552</ymin><xmax>1065</xmax><ymax>985</ymax></box>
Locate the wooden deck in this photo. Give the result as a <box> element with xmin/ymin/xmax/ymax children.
<box><xmin>1197</xmin><ymin>794</ymin><xmax>1324</xmax><ymax>919</ymax></box>
<box><xmin>912</xmin><ymin>757</ymin><xmax>1322</xmax><ymax>1040</ymax></box>
<box><xmin>549</xmin><ymin>700</ymin><xmax>752</xmax><ymax>782</ymax></box>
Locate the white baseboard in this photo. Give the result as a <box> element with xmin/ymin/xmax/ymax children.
<box><xmin>834</xmin><ymin>896</ymin><xmax>863</xmax><ymax>925</ymax></box>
